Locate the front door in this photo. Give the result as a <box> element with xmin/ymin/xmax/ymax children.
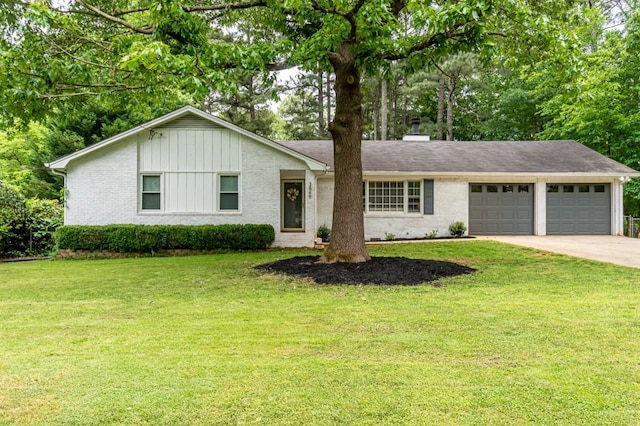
<box><xmin>282</xmin><ymin>180</ymin><xmax>304</xmax><ymax>231</ymax></box>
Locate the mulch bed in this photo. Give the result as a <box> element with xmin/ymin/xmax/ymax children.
<box><xmin>255</xmin><ymin>256</ymin><xmax>475</xmax><ymax>286</ymax></box>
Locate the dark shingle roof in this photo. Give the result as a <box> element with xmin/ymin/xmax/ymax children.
<box><xmin>278</xmin><ymin>140</ymin><xmax>639</xmax><ymax>175</ymax></box>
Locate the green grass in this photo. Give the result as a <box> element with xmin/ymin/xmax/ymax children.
<box><xmin>1</xmin><ymin>241</ymin><xmax>639</xmax><ymax>425</ymax></box>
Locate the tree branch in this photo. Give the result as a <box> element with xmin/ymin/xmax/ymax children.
<box><xmin>49</xmin><ymin>41</ymin><xmax>117</xmax><ymax>70</ymax></box>
<box><xmin>345</xmin><ymin>0</ymin><xmax>367</xmax><ymax>20</ymax></box>
<box><xmin>76</xmin><ymin>0</ymin><xmax>153</xmax><ymax>34</ymax></box>
<box><xmin>39</xmin><ymin>86</ymin><xmax>145</xmax><ymax>99</ymax></box>
<box><xmin>184</xmin><ymin>1</ymin><xmax>268</xmax><ymax>12</ymax></box>
<box><xmin>430</xmin><ymin>58</ymin><xmax>453</xmax><ymax>80</ymax></box>
<box><xmin>379</xmin><ymin>27</ymin><xmax>478</xmax><ymax>61</ymax></box>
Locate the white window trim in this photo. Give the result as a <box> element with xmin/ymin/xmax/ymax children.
<box><xmin>218</xmin><ymin>173</ymin><xmax>241</xmax><ymax>212</ymax></box>
<box><xmin>363</xmin><ymin>179</ymin><xmax>423</xmax><ymax>215</ymax></box>
<box><xmin>139</xmin><ymin>173</ymin><xmax>163</xmax><ymax>213</ymax></box>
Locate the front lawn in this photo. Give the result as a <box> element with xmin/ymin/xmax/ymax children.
<box><xmin>1</xmin><ymin>241</ymin><xmax>639</xmax><ymax>425</ymax></box>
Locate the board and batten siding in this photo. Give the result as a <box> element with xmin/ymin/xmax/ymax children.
<box><xmin>138</xmin><ymin>128</ymin><xmax>241</xmax><ymax>213</ymax></box>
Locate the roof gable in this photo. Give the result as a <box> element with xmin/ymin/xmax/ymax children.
<box><xmin>46</xmin><ymin>106</ymin><xmax>327</xmax><ymax>171</ymax></box>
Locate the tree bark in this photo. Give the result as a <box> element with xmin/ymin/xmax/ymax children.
<box><xmin>381</xmin><ymin>78</ymin><xmax>388</xmax><ymax>140</ymax></box>
<box><xmin>436</xmin><ymin>76</ymin><xmax>445</xmax><ymax>140</ymax></box>
<box><xmin>326</xmin><ymin>73</ymin><xmax>332</xmax><ymax>128</ymax></box>
<box><xmin>321</xmin><ymin>42</ymin><xmax>370</xmax><ymax>263</ymax></box>
<box><xmin>446</xmin><ymin>76</ymin><xmax>456</xmax><ymax>141</ymax></box>
<box><xmin>247</xmin><ymin>75</ymin><xmax>256</xmax><ymax>121</ymax></box>
<box><xmin>317</xmin><ymin>69</ymin><xmax>325</xmax><ymax>136</ymax></box>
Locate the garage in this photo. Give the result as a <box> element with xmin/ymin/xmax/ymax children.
<box><xmin>546</xmin><ymin>183</ymin><xmax>611</xmax><ymax>235</ymax></box>
<box><xmin>469</xmin><ymin>183</ymin><xmax>534</xmax><ymax>235</ymax></box>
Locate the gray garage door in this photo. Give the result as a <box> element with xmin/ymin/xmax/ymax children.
<box><xmin>546</xmin><ymin>183</ymin><xmax>610</xmax><ymax>235</ymax></box>
<box><xmin>469</xmin><ymin>183</ymin><xmax>534</xmax><ymax>235</ymax></box>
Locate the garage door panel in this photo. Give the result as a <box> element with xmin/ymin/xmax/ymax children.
<box><xmin>485</xmin><ymin>210</ymin><xmax>499</xmax><ymax>220</ymax></box>
<box><xmin>469</xmin><ymin>183</ymin><xmax>534</xmax><ymax>235</ymax></box>
<box><xmin>546</xmin><ymin>183</ymin><xmax>610</xmax><ymax>235</ymax></box>
<box><xmin>484</xmin><ymin>223</ymin><xmax>500</xmax><ymax>233</ymax></box>
<box><xmin>501</xmin><ymin>223</ymin><xmax>515</xmax><ymax>233</ymax></box>
<box><xmin>502</xmin><ymin>210</ymin><xmax>515</xmax><ymax>220</ymax></box>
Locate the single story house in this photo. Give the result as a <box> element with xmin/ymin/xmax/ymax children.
<box><xmin>46</xmin><ymin>106</ymin><xmax>640</xmax><ymax>247</ymax></box>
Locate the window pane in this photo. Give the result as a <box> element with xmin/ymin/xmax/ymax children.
<box><xmin>220</xmin><ymin>176</ymin><xmax>238</xmax><ymax>192</ymax></box>
<box><xmin>579</xmin><ymin>185</ymin><xmax>590</xmax><ymax>192</ymax></box>
<box><xmin>143</xmin><ymin>175</ymin><xmax>160</xmax><ymax>192</ymax></box>
<box><xmin>368</xmin><ymin>181</ymin><xmax>404</xmax><ymax>212</ymax></box>
<box><xmin>503</xmin><ymin>185</ymin><xmax>513</xmax><ymax>193</ymax></box>
<box><xmin>408</xmin><ymin>181</ymin><xmax>421</xmax><ymax>213</ymax></box>
<box><xmin>142</xmin><ymin>193</ymin><xmax>160</xmax><ymax>210</ymax></box>
<box><xmin>471</xmin><ymin>185</ymin><xmax>482</xmax><ymax>193</ymax></box>
<box><xmin>563</xmin><ymin>185</ymin><xmax>574</xmax><ymax>193</ymax></box>
<box><xmin>220</xmin><ymin>193</ymin><xmax>238</xmax><ymax>210</ymax></box>
<box><xmin>487</xmin><ymin>185</ymin><xmax>498</xmax><ymax>193</ymax></box>
<box><xmin>518</xmin><ymin>185</ymin><xmax>529</xmax><ymax>193</ymax></box>
<box><xmin>594</xmin><ymin>185</ymin><xmax>605</xmax><ymax>193</ymax></box>
<box><xmin>547</xmin><ymin>185</ymin><xmax>558</xmax><ymax>193</ymax></box>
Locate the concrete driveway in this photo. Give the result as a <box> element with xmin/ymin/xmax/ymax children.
<box><xmin>480</xmin><ymin>235</ymin><xmax>640</xmax><ymax>269</ymax></box>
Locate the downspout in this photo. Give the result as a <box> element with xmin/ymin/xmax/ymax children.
<box><xmin>49</xmin><ymin>168</ymin><xmax>68</xmax><ymax>224</ymax></box>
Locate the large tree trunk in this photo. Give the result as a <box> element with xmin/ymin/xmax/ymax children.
<box><xmin>321</xmin><ymin>43</ymin><xmax>370</xmax><ymax>263</ymax></box>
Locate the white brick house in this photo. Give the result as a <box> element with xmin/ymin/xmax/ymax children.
<box><xmin>47</xmin><ymin>106</ymin><xmax>639</xmax><ymax>247</ymax></box>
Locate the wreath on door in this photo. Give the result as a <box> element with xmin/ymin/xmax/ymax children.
<box><xmin>286</xmin><ymin>187</ymin><xmax>300</xmax><ymax>202</ymax></box>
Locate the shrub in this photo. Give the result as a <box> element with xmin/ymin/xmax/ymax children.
<box><xmin>0</xmin><ymin>180</ymin><xmax>30</xmax><ymax>257</ymax></box>
<box><xmin>317</xmin><ymin>224</ymin><xmax>331</xmax><ymax>242</ymax></box>
<box><xmin>384</xmin><ymin>232</ymin><xmax>396</xmax><ymax>241</ymax></box>
<box><xmin>26</xmin><ymin>198</ymin><xmax>63</xmax><ymax>254</ymax></box>
<box><xmin>448</xmin><ymin>221</ymin><xmax>467</xmax><ymax>237</ymax></box>
<box><xmin>55</xmin><ymin>224</ymin><xmax>275</xmax><ymax>254</ymax></box>
<box><xmin>425</xmin><ymin>229</ymin><xmax>438</xmax><ymax>239</ymax></box>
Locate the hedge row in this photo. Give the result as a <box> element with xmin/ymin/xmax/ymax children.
<box><xmin>55</xmin><ymin>224</ymin><xmax>275</xmax><ymax>253</ymax></box>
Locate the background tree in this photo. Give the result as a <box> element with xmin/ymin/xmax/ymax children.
<box><xmin>1</xmin><ymin>1</ymin><xmax>581</xmax><ymax>262</ymax></box>
<box><xmin>274</xmin><ymin>71</ymin><xmax>332</xmax><ymax>140</ymax></box>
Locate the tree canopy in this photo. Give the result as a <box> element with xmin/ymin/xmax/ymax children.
<box><xmin>2</xmin><ymin>0</ymin><xmax>620</xmax><ymax>260</ymax></box>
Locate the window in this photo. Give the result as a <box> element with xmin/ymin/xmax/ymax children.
<box><xmin>364</xmin><ymin>180</ymin><xmax>422</xmax><ymax>213</ymax></box>
<box><xmin>369</xmin><ymin>181</ymin><xmax>404</xmax><ymax>212</ymax></box>
<box><xmin>563</xmin><ymin>185</ymin><xmax>574</xmax><ymax>193</ymax></box>
<box><xmin>487</xmin><ymin>185</ymin><xmax>498</xmax><ymax>193</ymax></box>
<box><xmin>408</xmin><ymin>181</ymin><xmax>421</xmax><ymax>213</ymax></box>
<box><xmin>547</xmin><ymin>184</ymin><xmax>559</xmax><ymax>193</ymax></box>
<box><xmin>219</xmin><ymin>175</ymin><xmax>239</xmax><ymax>210</ymax></box>
<box><xmin>503</xmin><ymin>185</ymin><xmax>514</xmax><ymax>193</ymax></box>
<box><xmin>471</xmin><ymin>185</ymin><xmax>482</xmax><ymax>193</ymax></box>
<box><xmin>518</xmin><ymin>185</ymin><xmax>529</xmax><ymax>193</ymax></box>
<box><xmin>141</xmin><ymin>175</ymin><xmax>161</xmax><ymax>210</ymax></box>
<box><xmin>579</xmin><ymin>185</ymin><xmax>590</xmax><ymax>192</ymax></box>
<box><xmin>594</xmin><ymin>185</ymin><xmax>605</xmax><ymax>193</ymax></box>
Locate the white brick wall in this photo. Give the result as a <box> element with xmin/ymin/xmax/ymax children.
<box><xmin>65</xmin><ymin>138</ymin><xmax>138</xmax><ymax>225</ymax></box>
<box><xmin>64</xmin><ymin>132</ymin><xmax>317</xmax><ymax>247</ymax></box>
<box><xmin>317</xmin><ymin>177</ymin><xmax>469</xmax><ymax>240</ymax></box>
